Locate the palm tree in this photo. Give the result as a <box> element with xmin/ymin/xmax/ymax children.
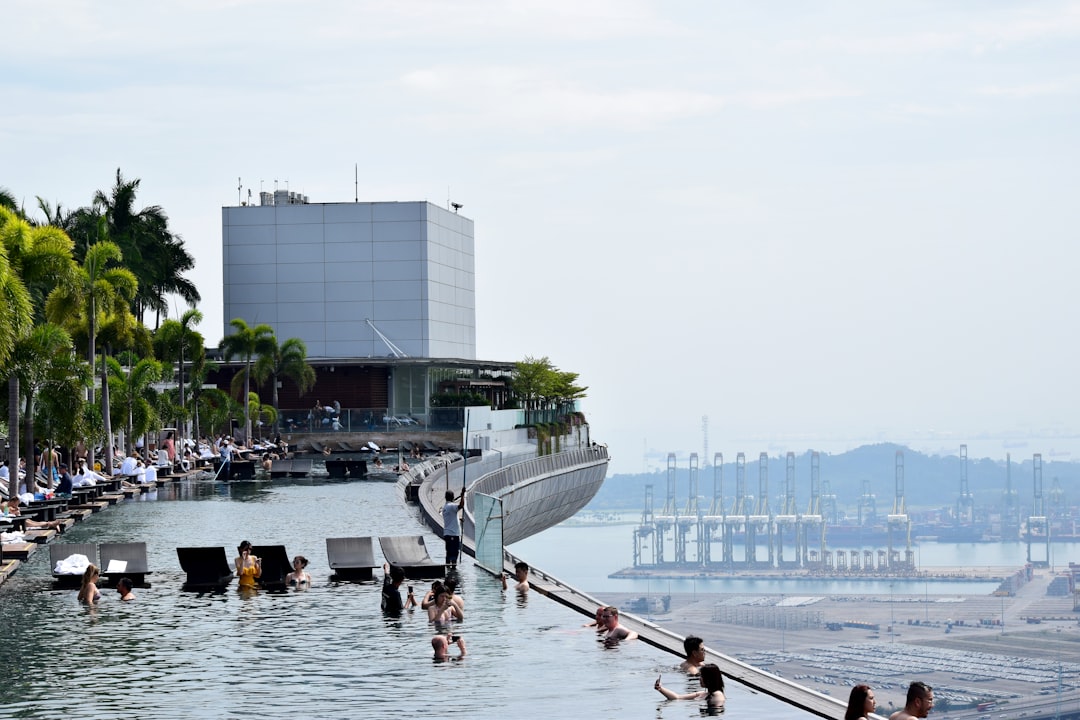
<box><xmin>187</xmin><ymin>352</ymin><xmax>218</xmax><ymax>441</ymax></box>
<box><xmin>219</xmin><ymin>318</ymin><xmax>274</xmax><ymax>443</ymax></box>
<box><xmin>106</xmin><ymin>355</ymin><xmax>163</xmax><ymax>457</ymax></box>
<box><xmin>0</xmin><ymin>206</ymin><xmax>73</xmax><ymax>478</ymax></box>
<box><xmin>246</xmin><ymin>392</ymin><xmax>278</xmax><ymax>441</ymax></box>
<box><xmin>10</xmin><ymin>324</ymin><xmax>90</xmax><ymax>474</ymax></box>
<box><xmin>154</xmin><ymin>308</ymin><xmax>204</xmax><ymax>442</ymax></box>
<box><xmin>46</xmin><ymin>236</ymin><xmax>138</xmax><ymax>474</ymax></box>
<box><xmin>253</xmin><ymin>335</ymin><xmax>316</xmax><ymax>433</ymax></box>
<box><xmin>93</xmin><ymin>169</ymin><xmax>200</xmax><ymax>327</ymax></box>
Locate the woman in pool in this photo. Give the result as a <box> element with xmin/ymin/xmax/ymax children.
<box><xmin>77</xmin><ymin>564</ymin><xmax>101</xmax><ymax>606</ymax></box>
<box><xmin>286</xmin><ymin>555</ymin><xmax>311</xmax><ymax>587</ymax></box>
<box><xmin>430</xmin><ymin>587</ymin><xmax>463</xmax><ymax>628</ymax></box>
<box><xmin>235</xmin><ymin>540</ymin><xmax>262</xmax><ymax>589</ymax></box>
<box><xmin>654</xmin><ymin>663</ymin><xmax>725</xmax><ymax>709</ymax></box>
<box><xmin>845</xmin><ymin>683</ymin><xmax>876</xmax><ymax>720</ymax></box>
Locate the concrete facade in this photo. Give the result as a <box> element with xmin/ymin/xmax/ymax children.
<box><xmin>222</xmin><ymin>199</ymin><xmax>475</xmax><ymax>359</ymax></box>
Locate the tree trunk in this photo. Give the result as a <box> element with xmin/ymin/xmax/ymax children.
<box><xmin>272</xmin><ymin>371</ymin><xmax>280</xmax><ymax>435</ymax></box>
<box><xmin>243</xmin><ymin>359</ymin><xmax>251</xmax><ymax>443</ymax></box>
<box><xmin>102</xmin><ymin>348</ymin><xmax>114</xmax><ymax>476</ymax></box>
<box><xmin>87</xmin><ymin>299</ymin><xmax>96</xmax><ymax>473</ymax></box>
<box><xmin>7</xmin><ymin>377</ymin><xmax>19</xmax><ymax>494</ymax></box>
<box><xmin>22</xmin><ymin>392</ymin><xmax>37</xmax><ymax>488</ymax></box>
<box><xmin>178</xmin><ymin>345</ymin><xmax>185</xmax><ymax>454</ymax></box>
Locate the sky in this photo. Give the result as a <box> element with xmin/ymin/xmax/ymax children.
<box><xmin>3</xmin><ymin>1</ymin><xmax>1079</xmax><ymax>475</ymax></box>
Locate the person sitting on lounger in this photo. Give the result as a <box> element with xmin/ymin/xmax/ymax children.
<box><xmin>4</xmin><ymin>496</ymin><xmax>64</xmax><ymax>532</ymax></box>
<box><xmin>78</xmin><ymin>564</ymin><xmax>101</xmax><ymax>606</ymax></box>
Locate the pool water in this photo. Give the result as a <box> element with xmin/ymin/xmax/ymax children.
<box><xmin>0</xmin><ymin>477</ymin><xmax>811</xmax><ymax>719</ymax></box>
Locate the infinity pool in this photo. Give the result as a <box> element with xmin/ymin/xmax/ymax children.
<box><xmin>0</xmin><ymin>477</ymin><xmax>810</xmax><ymax>718</ymax></box>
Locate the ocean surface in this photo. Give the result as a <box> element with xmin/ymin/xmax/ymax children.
<box><xmin>511</xmin><ymin>521</ymin><xmax>1080</xmax><ymax>596</ymax></box>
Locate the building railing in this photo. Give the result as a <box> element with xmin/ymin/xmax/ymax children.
<box><xmin>275</xmin><ymin>406</ymin><xmax>464</xmax><ymax>434</ymax></box>
<box><xmin>468</xmin><ymin>445</ymin><xmax>609</xmax><ymax>500</ymax></box>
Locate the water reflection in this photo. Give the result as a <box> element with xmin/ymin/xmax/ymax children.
<box><xmin>0</xmin><ymin>477</ymin><xmax>807</xmax><ymax>719</ymax></box>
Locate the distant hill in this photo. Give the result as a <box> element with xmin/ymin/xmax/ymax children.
<box><xmin>588</xmin><ymin>443</ymin><xmax>1078</xmax><ymax>514</ymax></box>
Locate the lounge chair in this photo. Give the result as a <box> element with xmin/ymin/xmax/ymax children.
<box><xmin>288</xmin><ymin>459</ymin><xmax>312</xmax><ymax>478</ymax></box>
<box><xmin>378</xmin><ymin>535</ymin><xmax>445</xmax><ymax>579</ymax></box>
<box><xmin>326</xmin><ymin>537</ymin><xmax>378</xmax><ymax>581</ymax></box>
<box><xmin>251</xmin><ymin>545</ymin><xmax>291</xmax><ymax>590</ymax></box>
<box><xmin>325</xmin><ymin>458</ymin><xmax>348</xmax><ymax>478</ymax></box>
<box><xmin>100</xmin><ymin>542</ymin><xmax>151</xmax><ymax>587</ymax></box>
<box><xmin>50</xmin><ymin>542</ymin><xmax>97</xmax><ymax>587</ymax></box>
<box><xmin>177</xmin><ymin>547</ymin><xmax>234</xmax><ymax>591</ymax></box>
<box><xmin>269</xmin><ymin>459</ymin><xmax>293</xmax><ymax>478</ymax></box>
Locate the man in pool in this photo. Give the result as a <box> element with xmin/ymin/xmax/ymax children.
<box><xmin>442</xmin><ymin>489</ymin><xmax>465</xmax><ymax>567</ymax></box>
<box><xmin>891</xmin><ymin>681</ymin><xmax>934</xmax><ymax>720</ymax></box>
<box><xmin>679</xmin><ymin>636</ymin><xmax>706</xmax><ymax>675</ymax></box>
<box><xmin>381</xmin><ymin>562</ymin><xmax>406</xmax><ymax>615</ymax></box>
<box><xmin>116</xmin><ymin>577</ymin><xmax>136</xmax><ymax>601</ymax></box>
<box><xmin>432</xmin><ymin>632</ymin><xmax>466</xmax><ymax>661</ymax></box>
<box><xmin>501</xmin><ymin>561</ymin><xmax>531</xmax><ymax>592</ymax></box>
<box><xmin>600</xmin><ymin>606</ymin><xmax>638</xmax><ymax>645</ymax></box>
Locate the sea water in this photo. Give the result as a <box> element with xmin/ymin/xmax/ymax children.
<box><xmin>510</xmin><ymin>522</ymin><xmax>1078</xmax><ymax>596</ymax></box>
<box><xmin>0</xmin><ymin>478</ymin><xmax>807</xmax><ymax>719</ymax></box>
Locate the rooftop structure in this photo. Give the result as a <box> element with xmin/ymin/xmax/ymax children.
<box><xmin>222</xmin><ymin>194</ymin><xmax>475</xmax><ymax>360</ymax></box>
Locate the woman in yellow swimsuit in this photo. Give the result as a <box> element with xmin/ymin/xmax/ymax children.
<box><xmin>235</xmin><ymin>540</ymin><xmax>261</xmax><ymax>589</ymax></box>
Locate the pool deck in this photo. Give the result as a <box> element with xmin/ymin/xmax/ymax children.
<box><xmin>414</xmin><ymin>465</ymin><xmax>859</xmax><ymax>720</ymax></box>
<box><xmin>0</xmin><ymin>466</ymin><xmax>205</xmax><ymax>589</ymax></box>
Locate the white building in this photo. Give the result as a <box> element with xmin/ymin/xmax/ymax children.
<box><xmin>222</xmin><ymin>193</ymin><xmax>475</xmax><ymax>360</ymax></box>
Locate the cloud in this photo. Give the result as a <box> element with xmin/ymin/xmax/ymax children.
<box><xmin>399</xmin><ymin>65</ymin><xmax>723</xmax><ymax>132</ymax></box>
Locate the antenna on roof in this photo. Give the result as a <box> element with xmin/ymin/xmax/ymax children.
<box><xmin>355</xmin><ymin>163</ymin><xmax>359</xmax><ymax>203</ymax></box>
<box><xmin>451</xmin><ymin>202</ymin><xmax>463</xmax><ymax>213</ymax></box>
<box><xmin>237</xmin><ymin>177</ymin><xmax>242</xmax><ymax>206</ymax></box>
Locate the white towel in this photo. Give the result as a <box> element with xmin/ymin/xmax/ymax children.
<box><xmin>54</xmin><ymin>553</ymin><xmax>91</xmax><ymax>574</ymax></box>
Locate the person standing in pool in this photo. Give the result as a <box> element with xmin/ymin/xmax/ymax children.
<box><xmin>286</xmin><ymin>556</ymin><xmax>311</xmax><ymax>587</ymax></box>
<box><xmin>235</xmin><ymin>540</ymin><xmax>261</xmax><ymax>589</ymax></box>
<box><xmin>442</xmin><ymin>489</ymin><xmax>465</xmax><ymax>567</ymax></box>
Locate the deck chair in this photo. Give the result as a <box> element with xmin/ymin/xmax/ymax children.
<box><xmin>177</xmin><ymin>547</ymin><xmax>234</xmax><ymax>591</ymax></box>
<box><xmin>378</xmin><ymin>535</ymin><xmax>445</xmax><ymax>579</ymax></box>
<box><xmin>50</xmin><ymin>543</ymin><xmax>97</xmax><ymax>586</ymax></box>
<box><xmin>251</xmin><ymin>544</ymin><xmax>291</xmax><ymax>590</ymax></box>
<box><xmin>324</xmin><ymin>459</ymin><xmax>348</xmax><ymax>478</ymax></box>
<box><xmin>100</xmin><ymin>542</ymin><xmax>151</xmax><ymax>587</ymax></box>
<box><xmin>326</xmin><ymin>537</ymin><xmax>379</xmax><ymax>581</ymax></box>
<box><xmin>289</xmin><ymin>459</ymin><xmax>312</xmax><ymax>478</ymax></box>
<box><xmin>269</xmin><ymin>459</ymin><xmax>293</xmax><ymax>478</ymax></box>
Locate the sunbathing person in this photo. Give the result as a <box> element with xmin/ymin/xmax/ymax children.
<box><xmin>78</xmin><ymin>564</ymin><xmax>101</xmax><ymax>606</ymax></box>
<box><xmin>4</xmin><ymin>496</ymin><xmax>64</xmax><ymax>532</ymax></box>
